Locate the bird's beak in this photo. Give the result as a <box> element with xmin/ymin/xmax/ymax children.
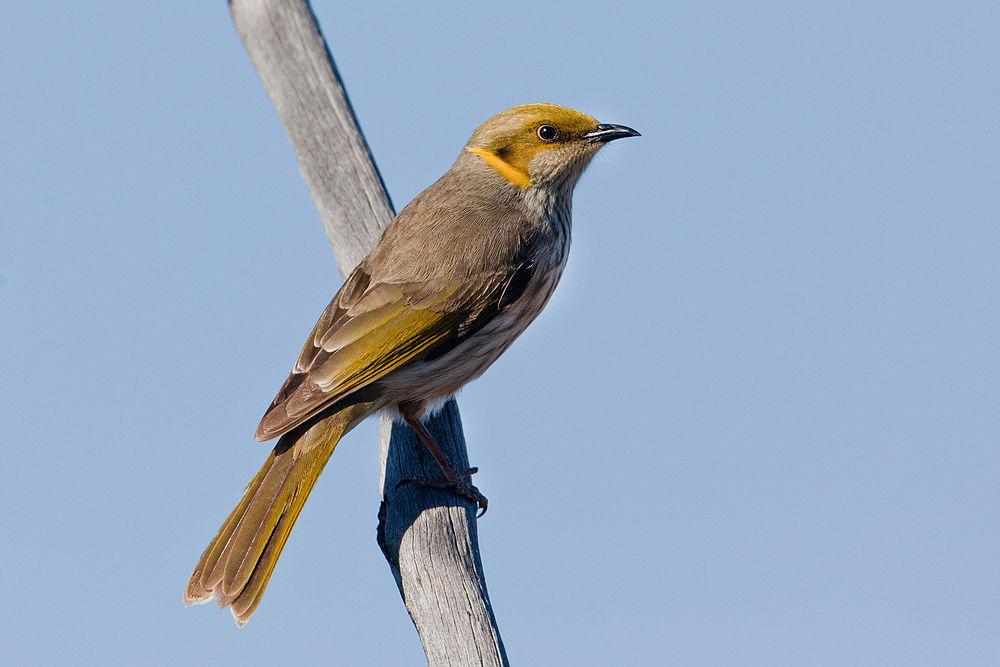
<box><xmin>584</xmin><ymin>123</ymin><xmax>641</xmax><ymax>143</ymax></box>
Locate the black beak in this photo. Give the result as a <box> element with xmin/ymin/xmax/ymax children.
<box><xmin>584</xmin><ymin>123</ymin><xmax>641</xmax><ymax>143</ymax></box>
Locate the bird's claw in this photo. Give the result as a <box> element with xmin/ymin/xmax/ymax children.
<box><xmin>395</xmin><ymin>467</ymin><xmax>488</xmax><ymax>516</ymax></box>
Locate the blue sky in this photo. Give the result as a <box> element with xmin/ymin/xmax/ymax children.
<box><xmin>2</xmin><ymin>1</ymin><xmax>998</xmax><ymax>664</ymax></box>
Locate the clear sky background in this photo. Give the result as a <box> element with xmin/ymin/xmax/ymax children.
<box><xmin>2</xmin><ymin>1</ymin><xmax>998</xmax><ymax>665</ymax></box>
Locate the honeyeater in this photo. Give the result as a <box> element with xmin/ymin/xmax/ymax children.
<box><xmin>184</xmin><ymin>103</ymin><xmax>639</xmax><ymax>625</ymax></box>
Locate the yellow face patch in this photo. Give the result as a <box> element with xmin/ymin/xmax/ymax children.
<box><xmin>465</xmin><ymin>103</ymin><xmax>598</xmax><ymax>188</ymax></box>
<box><xmin>466</xmin><ymin>146</ymin><xmax>532</xmax><ymax>187</ymax></box>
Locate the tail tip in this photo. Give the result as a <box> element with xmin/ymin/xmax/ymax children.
<box><xmin>183</xmin><ymin>586</ymin><xmax>213</xmax><ymax>607</ymax></box>
<box><xmin>231</xmin><ymin>610</ymin><xmax>251</xmax><ymax>628</ymax></box>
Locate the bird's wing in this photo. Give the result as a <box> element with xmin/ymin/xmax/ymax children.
<box><xmin>255</xmin><ymin>262</ymin><xmax>535</xmax><ymax>440</ymax></box>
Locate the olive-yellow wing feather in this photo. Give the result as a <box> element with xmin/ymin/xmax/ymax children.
<box><xmin>255</xmin><ymin>274</ymin><xmax>464</xmax><ymax>440</ymax></box>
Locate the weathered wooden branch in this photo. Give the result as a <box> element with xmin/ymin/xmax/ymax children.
<box><xmin>228</xmin><ymin>1</ymin><xmax>508</xmax><ymax>664</ymax></box>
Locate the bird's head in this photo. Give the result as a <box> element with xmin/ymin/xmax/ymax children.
<box><xmin>462</xmin><ymin>103</ymin><xmax>639</xmax><ymax>192</ymax></box>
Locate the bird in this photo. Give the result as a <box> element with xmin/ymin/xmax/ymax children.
<box><xmin>184</xmin><ymin>103</ymin><xmax>639</xmax><ymax>625</ymax></box>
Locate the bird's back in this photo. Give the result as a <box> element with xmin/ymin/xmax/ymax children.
<box><xmin>363</xmin><ymin>155</ymin><xmax>562</xmax><ymax>288</ymax></box>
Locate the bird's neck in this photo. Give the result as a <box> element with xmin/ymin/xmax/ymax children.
<box><xmin>522</xmin><ymin>185</ymin><xmax>573</xmax><ymax>266</ymax></box>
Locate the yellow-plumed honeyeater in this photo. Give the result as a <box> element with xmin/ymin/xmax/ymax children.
<box><xmin>184</xmin><ymin>103</ymin><xmax>639</xmax><ymax>625</ymax></box>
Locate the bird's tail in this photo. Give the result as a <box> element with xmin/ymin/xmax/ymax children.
<box><xmin>184</xmin><ymin>403</ymin><xmax>371</xmax><ymax>626</ymax></box>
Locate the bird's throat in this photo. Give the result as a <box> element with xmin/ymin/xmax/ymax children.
<box><xmin>466</xmin><ymin>147</ymin><xmax>531</xmax><ymax>188</ymax></box>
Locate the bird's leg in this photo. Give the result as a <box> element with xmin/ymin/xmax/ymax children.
<box><xmin>397</xmin><ymin>412</ymin><xmax>488</xmax><ymax>516</ymax></box>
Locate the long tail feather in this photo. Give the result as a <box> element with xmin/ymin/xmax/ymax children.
<box><xmin>184</xmin><ymin>403</ymin><xmax>371</xmax><ymax>626</ymax></box>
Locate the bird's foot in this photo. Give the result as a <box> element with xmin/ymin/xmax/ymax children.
<box><xmin>396</xmin><ymin>467</ymin><xmax>488</xmax><ymax>516</ymax></box>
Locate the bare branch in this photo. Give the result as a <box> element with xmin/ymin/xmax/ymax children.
<box><xmin>228</xmin><ymin>1</ymin><xmax>508</xmax><ymax>664</ymax></box>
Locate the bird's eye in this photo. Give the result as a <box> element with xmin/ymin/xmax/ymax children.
<box><xmin>537</xmin><ymin>125</ymin><xmax>558</xmax><ymax>141</ymax></box>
